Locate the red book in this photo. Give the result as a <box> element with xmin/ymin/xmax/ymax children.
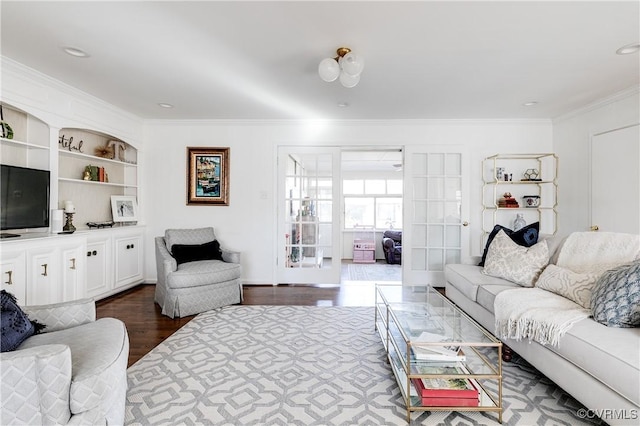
<box><xmin>412</xmin><ymin>377</ymin><xmax>478</xmax><ymax>399</ymax></box>
<box><xmin>420</xmin><ymin>396</ymin><xmax>479</xmax><ymax>407</ymax></box>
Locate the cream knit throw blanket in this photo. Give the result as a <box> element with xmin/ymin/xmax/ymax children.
<box><xmin>494</xmin><ymin>288</ymin><xmax>590</xmax><ymax>347</ymax></box>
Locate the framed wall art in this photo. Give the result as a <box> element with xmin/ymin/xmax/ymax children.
<box><xmin>110</xmin><ymin>195</ymin><xmax>139</xmax><ymax>222</ymax></box>
<box><xmin>187</xmin><ymin>147</ymin><xmax>230</xmax><ymax>205</ymax></box>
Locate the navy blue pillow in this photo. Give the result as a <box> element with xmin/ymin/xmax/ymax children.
<box><xmin>171</xmin><ymin>240</ymin><xmax>223</xmax><ymax>265</ymax></box>
<box><xmin>478</xmin><ymin>222</ymin><xmax>540</xmax><ymax>267</ymax></box>
<box><xmin>1</xmin><ymin>290</ymin><xmax>45</xmax><ymax>352</ymax></box>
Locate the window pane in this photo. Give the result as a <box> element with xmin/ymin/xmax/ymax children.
<box><xmin>376</xmin><ymin>197</ymin><xmax>403</xmax><ymax>229</ymax></box>
<box><xmin>387</xmin><ymin>179</ymin><xmax>403</xmax><ymax>194</ymax></box>
<box><xmin>345</xmin><ymin>197</ymin><xmax>374</xmax><ymax>228</ymax></box>
<box><xmin>344</xmin><ymin>180</ymin><xmax>363</xmax><ymax>194</ymax></box>
<box><xmin>365</xmin><ymin>179</ymin><xmax>385</xmax><ymax>194</ymax></box>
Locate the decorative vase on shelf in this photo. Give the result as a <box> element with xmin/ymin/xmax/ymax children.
<box><xmin>513</xmin><ymin>213</ymin><xmax>526</xmax><ymax>231</ymax></box>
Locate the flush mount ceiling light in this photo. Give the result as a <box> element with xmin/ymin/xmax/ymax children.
<box><xmin>318</xmin><ymin>47</ymin><xmax>364</xmax><ymax>88</ymax></box>
<box><xmin>616</xmin><ymin>42</ymin><xmax>640</xmax><ymax>55</ymax></box>
<box><xmin>157</xmin><ymin>103</ymin><xmax>174</xmax><ymax>108</ymax></box>
<box><xmin>62</xmin><ymin>46</ymin><xmax>90</xmax><ymax>58</ymax></box>
<box><xmin>523</xmin><ymin>101</ymin><xmax>538</xmax><ymax>106</ymax></box>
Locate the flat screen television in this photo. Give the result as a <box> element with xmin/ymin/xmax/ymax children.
<box><xmin>1</xmin><ymin>164</ymin><xmax>50</xmax><ymax>235</ymax></box>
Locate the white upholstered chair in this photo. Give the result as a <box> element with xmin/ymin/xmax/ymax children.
<box><xmin>0</xmin><ymin>299</ymin><xmax>129</xmax><ymax>425</ymax></box>
<box><xmin>154</xmin><ymin>227</ymin><xmax>242</xmax><ymax>318</ymax></box>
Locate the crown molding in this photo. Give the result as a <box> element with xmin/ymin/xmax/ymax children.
<box><xmin>553</xmin><ymin>85</ymin><xmax>640</xmax><ymax>124</ymax></box>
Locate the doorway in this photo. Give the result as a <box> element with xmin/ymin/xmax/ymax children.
<box><xmin>340</xmin><ymin>148</ymin><xmax>403</xmax><ymax>284</ymax></box>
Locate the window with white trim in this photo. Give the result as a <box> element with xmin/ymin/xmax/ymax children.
<box><xmin>343</xmin><ymin>178</ymin><xmax>403</xmax><ymax>229</ymax></box>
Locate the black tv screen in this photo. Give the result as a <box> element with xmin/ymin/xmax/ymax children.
<box><xmin>1</xmin><ymin>164</ymin><xmax>50</xmax><ymax>231</ymax></box>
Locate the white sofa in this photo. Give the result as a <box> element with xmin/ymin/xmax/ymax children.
<box><xmin>0</xmin><ymin>298</ymin><xmax>129</xmax><ymax>425</ymax></box>
<box><xmin>445</xmin><ymin>232</ymin><xmax>640</xmax><ymax>425</ymax></box>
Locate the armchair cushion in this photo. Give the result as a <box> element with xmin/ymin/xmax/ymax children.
<box><xmin>23</xmin><ymin>298</ymin><xmax>95</xmax><ymax>333</ymax></box>
<box><xmin>1</xmin><ymin>290</ymin><xmax>45</xmax><ymax>352</ymax></box>
<box><xmin>171</xmin><ymin>240</ymin><xmax>223</xmax><ymax>265</ymax></box>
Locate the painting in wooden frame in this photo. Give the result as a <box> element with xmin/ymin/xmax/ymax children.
<box><xmin>187</xmin><ymin>147</ymin><xmax>230</xmax><ymax>205</ymax></box>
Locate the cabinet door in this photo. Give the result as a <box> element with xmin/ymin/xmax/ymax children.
<box><xmin>60</xmin><ymin>243</ymin><xmax>85</xmax><ymax>301</ymax></box>
<box><xmin>0</xmin><ymin>251</ymin><xmax>27</xmax><ymax>304</ymax></box>
<box><xmin>86</xmin><ymin>238</ymin><xmax>112</xmax><ymax>298</ymax></box>
<box><xmin>114</xmin><ymin>234</ymin><xmax>143</xmax><ymax>288</ymax></box>
<box><xmin>27</xmin><ymin>249</ymin><xmax>60</xmax><ymax>305</ymax></box>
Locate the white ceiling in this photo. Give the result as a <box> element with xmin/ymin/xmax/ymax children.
<box><xmin>1</xmin><ymin>1</ymin><xmax>639</xmax><ymax>121</ymax></box>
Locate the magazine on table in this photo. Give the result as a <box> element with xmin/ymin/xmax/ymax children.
<box><xmin>411</xmin><ymin>331</ymin><xmax>464</xmax><ymax>361</ymax></box>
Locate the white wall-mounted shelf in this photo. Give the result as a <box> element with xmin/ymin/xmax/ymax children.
<box><xmin>58</xmin><ymin>177</ymin><xmax>138</xmax><ymax>189</ymax></box>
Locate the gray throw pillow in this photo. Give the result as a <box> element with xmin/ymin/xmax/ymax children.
<box><xmin>590</xmin><ymin>260</ymin><xmax>640</xmax><ymax>328</ymax></box>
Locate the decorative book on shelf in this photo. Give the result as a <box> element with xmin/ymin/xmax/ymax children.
<box><xmin>411</xmin><ymin>331</ymin><xmax>466</xmax><ymax>362</ymax></box>
<box><xmin>411</xmin><ymin>365</ymin><xmax>479</xmax><ymax>407</ymax></box>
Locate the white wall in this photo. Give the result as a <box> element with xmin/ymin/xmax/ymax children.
<box><xmin>142</xmin><ymin>119</ymin><xmax>552</xmax><ymax>284</ymax></box>
<box><xmin>553</xmin><ymin>87</ymin><xmax>640</xmax><ymax>236</ymax></box>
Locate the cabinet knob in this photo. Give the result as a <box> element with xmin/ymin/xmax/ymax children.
<box><xmin>93</xmin><ymin>250</ymin><xmax>97</xmax><ymax>256</ymax></box>
<box><xmin>87</xmin><ymin>251</ymin><xmax>92</xmax><ymax>257</ymax></box>
<box><xmin>590</xmin><ymin>225</ymin><xmax>599</xmax><ymax>231</ymax></box>
<box><xmin>462</xmin><ymin>221</ymin><xmax>469</xmax><ymax>227</ymax></box>
<box><xmin>5</xmin><ymin>270</ymin><xmax>12</xmax><ymax>285</ymax></box>
<box><xmin>41</xmin><ymin>264</ymin><xmax>48</xmax><ymax>277</ymax></box>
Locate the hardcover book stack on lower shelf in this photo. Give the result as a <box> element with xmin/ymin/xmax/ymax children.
<box><xmin>411</xmin><ymin>365</ymin><xmax>479</xmax><ymax>407</ymax></box>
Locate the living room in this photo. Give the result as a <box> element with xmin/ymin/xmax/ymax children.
<box><xmin>1</xmin><ymin>1</ymin><xmax>639</xmax><ymax>425</ymax></box>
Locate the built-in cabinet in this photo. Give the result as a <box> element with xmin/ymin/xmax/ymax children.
<box><xmin>0</xmin><ymin>235</ymin><xmax>86</xmax><ymax>305</ymax></box>
<box><xmin>482</xmin><ymin>153</ymin><xmax>558</xmax><ymax>245</ymax></box>
<box><xmin>0</xmin><ymin>103</ymin><xmax>144</xmax><ymax>304</ymax></box>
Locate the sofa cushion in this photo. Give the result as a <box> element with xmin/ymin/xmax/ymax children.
<box><xmin>478</xmin><ymin>222</ymin><xmax>539</xmax><ymax>267</ymax></box>
<box><xmin>20</xmin><ymin>318</ymin><xmax>128</xmax><ymax>417</ymax></box>
<box><xmin>482</xmin><ymin>230</ymin><xmax>549</xmax><ymax>287</ymax></box>
<box><xmin>591</xmin><ymin>260</ymin><xmax>640</xmax><ymax>328</ymax></box>
<box><xmin>476</xmin><ymin>284</ymin><xmax>520</xmax><ymax>314</ymax></box>
<box><xmin>167</xmin><ymin>260</ymin><xmax>241</xmax><ymax>289</ymax></box>
<box><xmin>1</xmin><ymin>290</ymin><xmax>45</xmax><ymax>352</ymax></box>
<box><xmin>550</xmin><ymin>318</ymin><xmax>640</xmax><ymax>407</ymax></box>
<box><xmin>536</xmin><ymin>264</ymin><xmax>600</xmax><ymax>309</ymax></box>
<box><xmin>444</xmin><ymin>264</ymin><xmax>517</xmax><ymax>303</ymax></box>
<box><xmin>171</xmin><ymin>240</ymin><xmax>223</xmax><ymax>265</ymax></box>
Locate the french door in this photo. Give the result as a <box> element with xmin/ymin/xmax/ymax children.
<box><xmin>403</xmin><ymin>146</ymin><xmax>470</xmax><ymax>285</ymax></box>
<box><xmin>277</xmin><ymin>146</ymin><xmax>341</xmax><ymax>284</ymax></box>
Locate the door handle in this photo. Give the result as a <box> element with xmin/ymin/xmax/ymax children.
<box><xmin>590</xmin><ymin>225</ymin><xmax>599</xmax><ymax>231</ymax></box>
<box><xmin>5</xmin><ymin>270</ymin><xmax>12</xmax><ymax>285</ymax></box>
<box><xmin>41</xmin><ymin>264</ymin><xmax>48</xmax><ymax>276</ymax></box>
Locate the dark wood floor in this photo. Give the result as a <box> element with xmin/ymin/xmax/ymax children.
<box><xmin>96</xmin><ymin>283</ymin><xmax>369</xmax><ymax>367</ymax></box>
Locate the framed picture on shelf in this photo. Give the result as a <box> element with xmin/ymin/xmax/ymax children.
<box><xmin>110</xmin><ymin>195</ymin><xmax>139</xmax><ymax>222</ymax></box>
<box><xmin>187</xmin><ymin>147</ymin><xmax>230</xmax><ymax>205</ymax></box>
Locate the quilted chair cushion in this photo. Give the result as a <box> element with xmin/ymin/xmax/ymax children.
<box><xmin>1</xmin><ymin>344</ymin><xmax>72</xmax><ymax>425</ymax></box>
<box><xmin>168</xmin><ymin>260</ymin><xmax>241</xmax><ymax>289</ymax></box>
<box><xmin>19</xmin><ymin>318</ymin><xmax>129</xmax><ymax>423</ymax></box>
<box><xmin>165</xmin><ymin>227</ymin><xmax>216</xmax><ymax>252</ymax></box>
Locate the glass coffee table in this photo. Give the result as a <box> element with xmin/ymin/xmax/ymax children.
<box><xmin>375</xmin><ymin>284</ymin><xmax>503</xmax><ymax>423</ymax></box>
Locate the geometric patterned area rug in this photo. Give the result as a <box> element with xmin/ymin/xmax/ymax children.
<box><xmin>125</xmin><ymin>306</ymin><xmax>602</xmax><ymax>425</ymax></box>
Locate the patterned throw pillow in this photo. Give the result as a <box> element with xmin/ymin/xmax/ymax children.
<box><xmin>1</xmin><ymin>290</ymin><xmax>46</xmax><ymax>352</ymax></box>
<box><xmin>482</xmin><ymin>229</ymin><xmax>549</xmax><ymax>287</ymax></box>
<box><xmin>478</xmin><ymin>222</ymin><xmax>539</xmax><ymax>267</ymax></box>
<box><xmin>536</xmin><ymin>264</ymin><xmax>600</xmax><ymax>308</ymax></box>
<box><xmin>590</xmin><ymin>260</ymin><xmax>640</xmax><ymax>328</ymax></box>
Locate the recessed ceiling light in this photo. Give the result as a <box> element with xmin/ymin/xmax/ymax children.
<box><xmin>523</xmin><ymin>101</ymin><xmax>538</xmax><ymax>107</ymax></box>
<box><xmin>158</xmin><ymin>103</ymin><xmax>174</xmax><ymax>108</ymax></box>
<box><xmin>616</xmin><ymin>43</ymin><xmax>640</xmax><ymax>55</ymax></box>
<box><xmin>337</xmin><ymin>102</ymin><xmax>349</xmax><ymax>108</ymax></box>
<box><xmin>62</xmin><ymin>46</ymin><xmax>90</xmax><ymax>58</ymax></box>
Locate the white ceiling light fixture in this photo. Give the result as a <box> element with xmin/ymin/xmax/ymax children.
<box><xmin>157</xmin><ymin>103</ymin><xmax>174</xmax><ymax>108</ymax></box>
<box><xmin>318</xmin><ymin>47</ymin><xmax>364</xmax><ymax>88</ymax></box>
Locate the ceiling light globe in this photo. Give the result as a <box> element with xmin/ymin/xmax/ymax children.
<box><xmin>318</xmin><ymin>58</ymin><xmax>340</xmax><ymax>82</ymax></box>
<box><xmin>339</xmin><ymin>71</ymin><xmax>360</xmax><ymax>88</ymax></box>
<box><xmin>340</xmin><ymin>52</ymin><xmax>364</xmax><ymax>77</ymax></box>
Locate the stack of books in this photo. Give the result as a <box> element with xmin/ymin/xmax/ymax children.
<box><xmin>411</xmin><ymin>331</ymin><xmax>466</xmax><ymax>362</ymax></box>
<box><xmin>412</xmin><ymin>366</ymin><xmax>479</xmax><ymax>407</ymax></box>
<box><xmin>497</xmin><ymin>195</ymin><xmax>519</xmax><ymax>208</ymax></box>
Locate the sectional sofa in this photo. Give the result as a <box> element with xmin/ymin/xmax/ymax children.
<box><xmin>445</xmin><ymin>231</ymin><xmax>640</xmax><ymax>425</ymax></box>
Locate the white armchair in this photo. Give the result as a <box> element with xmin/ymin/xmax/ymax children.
<box><xmin>0</xmin><ymin>299</ymin><xmax>129</xmax><ymax>425</ymax></box>
<box><xmin>155</xmin><ymin>227</ymin><xmax>242</xmax><ymax>318</ymax></box>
